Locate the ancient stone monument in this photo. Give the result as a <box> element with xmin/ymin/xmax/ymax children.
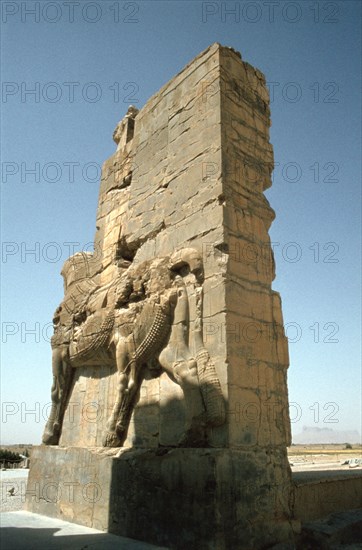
<box><xmin>26</xmin><ymin>44</ymin><xmax>296</xmax><ymax>548</ymax></box>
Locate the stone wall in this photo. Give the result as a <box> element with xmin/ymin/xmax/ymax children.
<box><xmin>293</xmin><ymin>473</ymin><xmax>362</xmax><ymax>522</ymax></box>
<box><xmin>219</xmin><ymin>47</ymin><xmax>291</xmax><ymax>449</ymax></box>
<box><xmin>60</xmin><ymin>43</ymin><xmax>291</xmax><ymax>454</ymax></box>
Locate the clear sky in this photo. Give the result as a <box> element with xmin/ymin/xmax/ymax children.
<box><xmin>1</xmin><ymin>0</ymin><xmax>361</xmax><ymax>444</ymax></box>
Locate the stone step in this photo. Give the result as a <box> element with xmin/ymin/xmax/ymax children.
<box><xmin>298</xmin><ymin>508</ymin><xmax>362</xmax><ymax>549</ymax></box>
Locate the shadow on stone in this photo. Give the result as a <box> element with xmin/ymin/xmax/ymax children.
<box><xmin>1</xmin><ymin>526</ymin><xmax>165</xmax><ymax>549</ymax></box>
<box><xmin>103</xmin><ymin>392</ymin><xmax>293</xmax><ymax>550</ymax></box>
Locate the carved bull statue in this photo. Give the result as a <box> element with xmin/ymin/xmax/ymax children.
<box><xmin>42</xmin><ymin>248</ymin><xmax>225</xmax><ymax>447</ymax></box>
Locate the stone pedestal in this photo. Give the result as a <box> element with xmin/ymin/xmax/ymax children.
<box><xmin>27</xmin><ymin>43</ymin><xmax>296</xmax><ymax>548</ymax></box>
<box><xmin>26</xmin><ymin>445</ymin><xmax>295</xmax><ymax>549</ymax></box>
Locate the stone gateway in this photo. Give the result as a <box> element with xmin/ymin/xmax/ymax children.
<box><xmin>27</xmin><ymin>44</ymin><xmax>297</xmax><ymax>549</ymax></box>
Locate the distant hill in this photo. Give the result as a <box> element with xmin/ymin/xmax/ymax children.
<box><xmin>293</xmin><ymin>426</ymin><xmax>361</xmax><ymax>445</ymax></box>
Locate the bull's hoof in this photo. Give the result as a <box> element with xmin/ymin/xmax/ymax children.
<box><xmin>103</xmin><ymin>431</ymin><xmax>122</xmax><ymax>447</ymax></box>
<box><xmin>177</xmin><ymin>425</ymin><xmax>207</xmax><ymax>448</ymax></box>
<box><xmin>42</xmin><ymin>426</ymin><xmax>60</xmax><ymax>446</ymax></box>
<box><xmin>115</xmin><ymin>421</ymin><xmax>127</xmax><ymax>439</ymax></box>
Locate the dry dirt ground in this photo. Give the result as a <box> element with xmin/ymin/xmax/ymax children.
<box><xmin>289</xmin><ymin>444</ymin><xmax>362</xmax><ymax>474</ymax></box>
<box><xmin>0</xmin><ymin>469</ymin><xmax>29</xmax><ymax>513</ymax></box>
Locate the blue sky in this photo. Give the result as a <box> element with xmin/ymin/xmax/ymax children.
<box><xmin>1</xmin><ymin>0</ymin><xmax>361</xmax><ymax>444</ymax></box>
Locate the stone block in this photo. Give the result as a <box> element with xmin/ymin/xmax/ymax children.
<box><xmin>26</xmin><ymin>445</ymin><xmax>295</xmax><ymax>549</ymax></box>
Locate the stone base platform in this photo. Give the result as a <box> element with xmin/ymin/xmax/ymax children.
<box><xmin>25</xmin><ymin>446</ymin><xmax>296</xmax><ymax>549</ymax></box>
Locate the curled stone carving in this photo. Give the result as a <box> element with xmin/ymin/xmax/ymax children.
<box><xmin>43</xmin><ymin>248</ymin><xmax>225</xmax><ymax>448</ymax></box>
<box><xmin>69</xmin><ymin>310</ymin><xmax>115</xmax><ymax>363</ymax></box>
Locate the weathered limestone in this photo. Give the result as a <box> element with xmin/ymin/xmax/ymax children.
<box><xmin>27</xmin><ymin>445</ymin><xmax>295</xmax><ymax>549</ymax></box>
<box><xmin>27</xmin><ymin>43</ymin><xmax>295</xmax><ymax>548</ymax></box>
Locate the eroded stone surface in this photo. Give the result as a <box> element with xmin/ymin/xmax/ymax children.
<box><xmin>26</xmin><ymin>445</ymin><xmax>295</xmax><ymax>549</ymax></box>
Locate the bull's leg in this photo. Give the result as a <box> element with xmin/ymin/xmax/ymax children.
<box><xmin>158</xmin><ymin>276</ymin><xmax>206</xmax><ymax>446</ymax></box>
<box><xmin>103</xmin><ymin>335</ymin><xmax>137</xmax><ymax>447</ymax></box>
<box><xmin>115</xmin><ymin>359</ymin><xmax>140</xmax><ymax>438</ymax></box>
<box><xmin>103</xmin><ymin>337</ymin><xmax>128</xmax><ymax>447</ymax></box>
<box><xmin>193</xmin><ymin>286</ymin><xmax>226</xmax><ymax>427</ymax></box>
<box><xmin>42</xmin><ymin>347</ymin><xmax>73</xmax><ymax>445</ymax></box>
